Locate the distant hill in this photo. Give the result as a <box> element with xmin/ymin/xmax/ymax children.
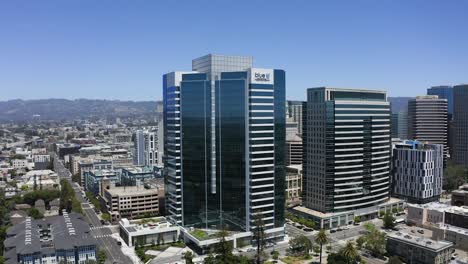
<box><xmin>0</xmin><ymin>99</ymin><xmax>159</xmax><ymax>122</ymax></box>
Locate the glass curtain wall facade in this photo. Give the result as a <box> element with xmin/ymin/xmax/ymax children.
<box><xmin>427</xmin><ymin>86</ymin><xmax>453</xmax><ymax>117</ymax></box>
<box><xmin>453</xmin><ymin>85</ymin><xmax>468</xmax><ymax>166</ymax></box>
<box><xmin>304</xmin><ymin>88</ymin><xmax>391</xmax><ymax>213</ymax></box>
<box><xmin>163</xmin><ymin>55</ymin><xmax>285</xmax><ymax>234</ymax></box>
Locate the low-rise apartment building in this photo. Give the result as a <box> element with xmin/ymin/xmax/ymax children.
<box><xmin>3</xmin><ymin>212</ymin><xmax>97</xmax><ymax>264</ymax></box>
<box><xmin>406</xmin><ymin>202</ymin><xmax>451</xmax><ymax>227</ymax></box>
<box><xmin>387</xmin><ymin>232</ymin><xmax>453</xmax><ymax>264</ymax></box>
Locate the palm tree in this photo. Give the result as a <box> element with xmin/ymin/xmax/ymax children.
<box><xmin>315</xmin><ymin>229</ymin><xmax>329</xmax><ymax>264</ymax></box>
<box><xmin>341</xmin><ymin>241</ymin><xmax>358</xmax><ymax>264</ymax></box>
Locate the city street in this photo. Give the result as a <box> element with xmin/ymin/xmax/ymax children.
<box><xmin>52</xmin><ymin>154</ymin><xmax>132</xmax><ymax>264</ymax></box>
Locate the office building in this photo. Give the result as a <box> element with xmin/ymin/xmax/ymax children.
<box><xmin>286</xmin><ymin>165</ymin><xmax>302</xmax><ymax>202</ymax></box>
<box><xmin>389</xmin><ymin>97</ymin><xmax>412</xmax><ymax>139</ymax></box>
<box><xmin>84</xmin><ymin>169</ymin><xmax>119</xmax><ymax>196</ymax></box>
<box><xmin>32</xmin><ymin>154</ymin><xmax>51</xmax><ymax>170</ymax></box>
<box><xmin>286</xmin><ymin>119</ymin><xmax>299</xmax><ymax>138</ymax></box>
<box><xmin>428</xmin><ymin>86</ymin><xmax>453</xmax><ymax>117</ymax></box>
<box><xmin>103</xmin><ymin>185</ymin><xmax>161</xmax><ymax>221</ymax></box>
<box><xmin>408</xmin><ymin>96</ymin><xmax>448</xmax><ymax>164</ymax></box>
<box><xmin>3</xmin><ymin>212</ymin><xmax>97</xmax><ymax>264</ymax></box>
<box><xmin>386</xmin><ymin>232</ymin><xmax>453</xmax><ymax>264</ymax></box>
<box><xmin>452</xmin><ymin>184</ymin><xmax>468</xmax><ymax>206</ymax></box>
<box><xmin>303</xmin><ymin>88</ymin><xmax>392</xmax><ymax>216</ymax></box>
<box><xmin>453</xmin><ymin>84</ymin><xmax>468</xmax><ymax>166</ymax></box>
<box><xmin>391</xmin><ymin>111</ymin><xmax>408</xmax><ymax>139</ymax></box>
<box><xmin>55</xmin><ymin>143</ymin><xmax>81</xmax><ymax>159</ymax></box>
<box><xmin>73</xmin><ymin>156</ymin><xmax>113</xmax><ymax>186</ymax></box>
<box><xmin>427</xmin><ymin>87</ymin><xmax>454</xmax><ymax>157</ymax></box>
<box><xmin>120</xmin><ymin>166</ymin><xmax>157</xmax><ymax>186</ymax></box>
<box><xmin>392</xmin><ymin>140</ymin><xmax>444</xmax><ymax>204</ymax></box>
<box><xmin>163</xmin><ymin>54</ymin><xmax>285</xmax><ymax>239</ymax></box>
<box><xmin>286</xmin><ymin>134</ymin><xmax>302</xmax><ymax>165</ymax></box>
<box><xmin>287</xmin><ymin>100</ymin><xmax>304</xmax><ymax>135</ymax></box>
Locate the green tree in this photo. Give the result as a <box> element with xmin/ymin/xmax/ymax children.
<box><xmin>327</xmin><ymin>252</ymin><xmax>347</xmax><ymax>264</ymax></box>
<box><xmin>253</xmin><ymin>212</ymin><xmax>266</xmax><ymax>264</ymax></box>
<box><xmin>383</xmin><ymin>212</ymin><xmax>396</xmax><ymax>229</ymax></box>
<box><xmin>101</xmin><ymin>213</ymin><xmax>111</xmax><ymax>222</ymax></box>
<box><xmin>341</xmin><ymin>241</ymin><xmax>359</xmax><ymax>264</ymax></box>
<box><xmin>387</xmin><ymin>256</ymin><xmax>403</xmax><ymax>264</ymax></box>
<box><xmin>97</xmin><ymin>250</ymin><xmax>107</xmax><ymax>264</ymax></box>
<box><xmin>28</xmin><ymin>208</ymin><xmax>44</xmax><ymax>219</ymax></box>
<box><xmin>183</xmin><ymin>250</ymin><xmax>193</xmax><ymax>264</ymax></box>
<box><xmin>356</xmin><ymin>236</ymin><xmax>365</xmax><ymax>250</ymax></box>
<box><xmin>443</xmin><ymin>163</ymin><xmax>468</xmax><ymax>192</ymax></box>
<box><xmin>236</xmin><ymin>255</ymin><xmax>251</xmax><ymax>264</ymax></box>
<box><xmin>353</xmin><ymin>216</ymin><xmax>361</xmax><ymax>224</ymax></box>
<box><xmin>21</xmin><ymin>185</ymin><xmax>29</xmax><ymax>191</ymax></box>
<box><xmin>214</xmin><ymin>229</ymin><xmax>234</xmax><ymax>264</ymax></box>
<box><xmin>72</xmin><ymin>173</ymin><xmax>81</xmax><ymax>183</ymax></box>
<box><xmin>271</xmin><ymin>250</ymin><xmax>279</xmax><ymax>261</ymax></box>
<box><xmin>288</xmin><ymin>235</ymin><xmax>312</xmax><ymax>257</ymax></box>
<box><xmin>360</xmin><ymin>223</ymin><xmax>387</xmax><ymax>257</ymax></box>
<box><xmin>315</xmin><ymin>229</ymin><xmax>329</xmax><ymax>264</ymax></box>
<box><xmin>0</xmin><ymin>256</ymin><xmax>5</xmax><ymax>264</ymax></box>
<box><xmin>379</xmin><ymin>210</ymin><xmax>385</xmax><ymax>217</ymax></box>
<box><xmin>204</xmin><ymin>253</ymin><xmax>216</xmax><ymax>264</ymax></box>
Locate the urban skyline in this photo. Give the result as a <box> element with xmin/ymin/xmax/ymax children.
<box><xmin>2</xmin><ymin>2</ymin><xmax>468</xmax><ymax>264</ymax></box>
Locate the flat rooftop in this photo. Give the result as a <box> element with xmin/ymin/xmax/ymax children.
<box><xmin>293</xmin><ymin>197</ymin><xmax>403</xmax><ymax>218</ymax></box>
<box><xmin>106</xmin><ymin>186</ymin><xmax>159</xmax><ymax>196</ymax></box>
<box><xmin>89</xmin><ymin>169</ymin><xmax>116</xmax><ymax>177</ymax></box>
<box><xmin>120</xmin><ymin>217</ymin><xmax>177</xmax><ymax>234</ymax></box>
<box><xmin>445</xmin><ymin>206</ymin><xmax>468</xmax><ymax>215</ymax></box>
<box><xmin>388</xmin><ymin>232</ymin><xmax>453</xmax><ymax>251</ymax></box>
<box><xmin>408</xmin><ymin>202</ymin><xmax>452</xmax><ymax>211</ymax></box>
<box><xmin>123</xmin><ymin>166</ymin><xmax>154</xmax><ymax>174</ymax></box>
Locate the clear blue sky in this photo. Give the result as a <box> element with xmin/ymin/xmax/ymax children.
<box><xmin>1</xmin><ymin>1</ymin><xmax>467</xmax><ymax>101</ymax></box>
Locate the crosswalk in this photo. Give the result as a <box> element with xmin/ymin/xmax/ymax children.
<box><xmin>93</xmin><ymin>234</ymin><xmax>113</xmax><ymax>239</ymax></box>
<box><xmin>90</xmin><ymin>226</ymin><xmax>108</xmax><ymax>230</ymax></box>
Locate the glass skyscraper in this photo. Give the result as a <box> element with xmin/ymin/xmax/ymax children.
<box><xmin>303</xmin><ymin>88</ymin><xmax>391</xmax><ymax>215</ymax></box>
<box><xmin>163</xmin><ymin>55</ymin><xmax>285</xmax><ymax>236</ymax></box>
<box><xmin>453</xmin><ymin>84</ymin><xmax>468</xmax><ymax>166</ymax></box>
<box><xmin>427</xmin><ymin>86</ymin><xmax>453</xmax><ymax>117</ymax></box>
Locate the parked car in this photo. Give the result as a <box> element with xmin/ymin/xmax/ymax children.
<box><xmin>417</xmin><ymin>229</ymin><xmax>425</xmax><ymax>234</ymax></box>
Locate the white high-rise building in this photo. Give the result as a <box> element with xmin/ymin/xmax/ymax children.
<box><xmin>392</xmin><ymin>140</ymin><xmax>444</xmax><ymax>204</ymax></box>
<box><xmin>133</xmin><ymin>129</ymin><xmax>162</xmax><ymax>167</ymax></box>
